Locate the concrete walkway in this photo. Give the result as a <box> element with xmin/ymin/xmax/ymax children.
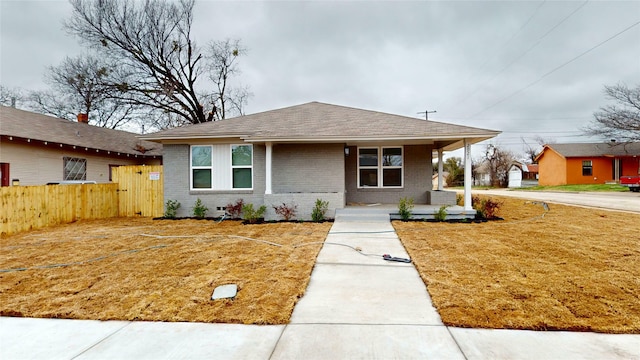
<box><xmin>2</xmin><ymin>212</ymin><xmax>639</xmax><ymax>359</ymax></box>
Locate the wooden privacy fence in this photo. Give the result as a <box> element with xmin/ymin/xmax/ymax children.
<box><xmin>0</xmin><ymin>183</ymin><xmax>118</xmax><ymax>236</ymax></box>
<box><xmin>112</xmin><ymin>165</ymin><xmax>164</xmax><ymax>218</ymax></box>
<box><xmin>0</xmin><ymin>165</ymin><xmax>164</xmax><ymax>236</ymax></box>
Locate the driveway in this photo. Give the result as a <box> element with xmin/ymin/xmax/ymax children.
<box><xmin>472</xmin><ymin>189</ymin><xmax>640</xmax><ymax>213</ymax></box>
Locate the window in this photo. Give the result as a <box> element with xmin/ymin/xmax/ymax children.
<box><xmin>582</xmin><ymin>160</ymin><xmax>592</xmax><ymax>176</ymax></box>
<box><xmin>190</xmin><ymin>144</ymin><xmax>253</xmax><ymax>190</ymax></box>
<box><xmin>63</xmin><ymin>157</ymin><xmax>87</xmax><ymax>180</ymax></box>
<box><xmin>191</xmin><ymin>146</ymin><xmax>213</xmax><ymax>188</ymax></box>
<box><xmin>231</xmin><ymin>145</ymin><xmax>253</xmax><ymax>189</ymax></box>
<box><xmin>358</xmin><ymin>147</ymin><xmax>403</xmax><ymax>188</ymax></box>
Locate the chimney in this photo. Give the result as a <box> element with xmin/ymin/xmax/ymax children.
<box><xmin>77</xmin><ymin>113</ymin><xmax>89</xmax><ymax>124</ymax></box>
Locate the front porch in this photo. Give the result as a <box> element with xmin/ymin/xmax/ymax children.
<box><xmin>338</xmin><ymin>203</ymin><xmax>476</xmax><ymax>221</ymax></box>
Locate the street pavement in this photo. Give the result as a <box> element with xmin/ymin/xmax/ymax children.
<box><xmin>1</xmin><ymin>209</ymin><xmax>639</xmax><ymax>359</ymax></box>
<box><xmin>472</xmin><ymin>188</ymin><xmax>640</xmax><ymax>213</ymax></box>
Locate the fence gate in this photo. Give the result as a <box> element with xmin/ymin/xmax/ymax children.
<box><xmin>112</xmin><ymin>165</ymin><xmax>163</xmax><ymax>217</ymax></box>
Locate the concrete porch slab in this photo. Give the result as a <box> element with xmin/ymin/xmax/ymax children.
<box><xmin>449</xmin><ymin>328</ymin><xmax>640</xmax><ymax>360</ymax></box>
<box><xmin>290</xmin><ymin>264</ymin><xmax>442</xmax><ymax>325</ymax></box>
<box><xmin>271</xmin><ymin>324</ymin><xmax>464</xmax><ymax>360</ymax></box>
<box><xmin>75</xmin><ymin>322</ymin><xmax>285</xmax><ymax>360</ymax></box>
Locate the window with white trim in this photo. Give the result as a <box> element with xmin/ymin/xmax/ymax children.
<box><xmin>231</xmin><ymin>145</ymin><xmax>253</xmax><ymax>189</ymax></box>
<box><xmin>358</xmin><ymin>147</ymin><xmax>403</xmax><ymax>188</ymax></box>
<box><xmin>191</xmin><ymin>146</ymin><xmax>213</xmax><ymax>188</ymax></box>
<box><xmin>190</xmin><ymin>144</ymin><xmax>253</xmax><ymax>190</ymax></box>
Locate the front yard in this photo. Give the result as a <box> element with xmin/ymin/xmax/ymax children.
<box><xmin>394</xmin><ymin>196</ymin><xmax>640</xmax><ymax>334</ymax></box>
<box><xmin>0</xmin><ymin>219</ymin><xmax>331</xmax><ymax>324</ymax></box>
<box><xmin>1</xmin><ymin>197</ymin><xmax>638</xmax><ymax>333</ymax></box>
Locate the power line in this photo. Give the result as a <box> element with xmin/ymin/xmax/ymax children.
<box><xmin>441</xmin><ymin>1</ymin><xmax>547</xmax><ymax>110</ymax></box>
<box><xmin>467</xmin><ymin>19</ymin><xmax>640</xmax><ymax>118</ymax></box>
<box><xmin>445</xmin><ymin>1</ymin><xmax>587</xmax><ymax>113</ymax></box>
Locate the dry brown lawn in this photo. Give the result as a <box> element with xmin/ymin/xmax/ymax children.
<box><xmin>394</xmin><ymin>196</ymin><xmax>640</xmax><ymax>334</ymax></box>
<box><xmin>0</xmin><ymin>218</ymin><xmax>331</xmax><ymax>324</ymax></box>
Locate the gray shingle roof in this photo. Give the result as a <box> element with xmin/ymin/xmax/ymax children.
<box><xmin>142</xmin><ymin>102</ymin><xmax>500</xmax><ymax>144</ymax></box>
<box><xmin>545</xmin><ymin>142</ymin><xmax>640</xmax><ymax>157</ymax></box>
<box><xmin>1</xmin><ymin>106</ymin><xmax>162</xmax><ymax>156</ymax></box>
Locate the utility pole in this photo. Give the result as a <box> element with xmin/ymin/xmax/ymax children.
<box><xmin>417</xmin><ymin>109</ymin><xmax>436</xmax><ymax>120</ymax></box>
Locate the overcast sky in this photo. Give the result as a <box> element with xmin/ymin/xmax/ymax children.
<box><xmin>1</xmin><ymin>0</ymin><xmax>639</xmax><ymax>158</ymax></box>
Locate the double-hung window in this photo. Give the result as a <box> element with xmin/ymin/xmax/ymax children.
<box><xmin>190</xmin><ymin>144</ymin><xmax>253</xmax><ymax>190</ymax></box>
<box><xmin>191</xmin><ymin>146</ymin><xmax>213</xmax><ymax>188</ymax></box>
<box><xmin>231</xmin><ymin>145</ymin><xmax>253</xmax><ymax>189</ymax></box>
<box><xmin>582</xmin><ymin>160</ymin><xmax>593</xmax><ymax>176</ymax></box>
<box><xmin>358</xmin><ymin>147</ymin><xmax>403</xmax><ymax>188</ymax></box>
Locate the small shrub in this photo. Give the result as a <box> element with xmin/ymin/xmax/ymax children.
<box><xmin>398</xmin><ymin>197</ymin><xmax>414</xmax><ymax>221</ymax></box>
<box><xmin>192</xmin><ymin>198</ymin><xmax>208</xmax><ymax>219</ymax></box>
<box><xmin>242</xmin><ymin>203</ymin><xmax>267</xmax><ymax>224</ymax></box>
<box><xmin>164</xmin><ymin>199</ymin><xmax>181</xmax><ymax>219</ymax></box>
<box><xmin>225</xmin><ymin>199</ymin><xmax>244</xmax><ymax>219</ymax></box>
<box><xmin>434</xmin><ymin>205</ymin><xmax>448</xmax><ymax>222</ymax></box>
<box><xmin>311</xmin><ymin>199</ymin><xmax>329</xmax><ymax>222</ymax></box>
<box><xmin>456</xmin><ymin>193</ymin><xmax>464</xmax><ymax>206</ymax></box>
<box><xmin>273</xmin><ymin>202</ymin><xmax>297</xmax><ymax>221</ymax></box>
<box><xmin>473</xmin><ymin>196</ymin><xmax>502</xmax><ymax>219</ymax></box>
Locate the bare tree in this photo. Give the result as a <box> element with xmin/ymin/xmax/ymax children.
<box><xmin>205</xmin><ymin>39</ymin><xmax>251</xmax><ymax>120</ymax></box>
<box><xmin>0</xmin><ymin>85</ymin><xmax>23</xmax><ymax>107</ymax></box>
<box><xmin>484</xmin><ymin>144</ymin><xmax>514</xmax><ymax>187</ymax></box>
<box><xmin>64</xmin><ymin>0</ymin><xmax>249</xmax><ymax>126</ymax></box>
<box><xmin>27</xmin><ymin>55</ymin><xmax>136</xmax><ymax>129</ymax></box>
<box><xmin>521</xmin><ymin>135</ymin><xmax>555</xmax><ymax>163</ymax></box>
<box><xmin>584</xmin><ymin>83</ymin><xmax>640</xmax><ymax>142</ymax></box>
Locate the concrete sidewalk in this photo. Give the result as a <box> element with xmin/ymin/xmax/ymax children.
<box><xmin>1</xmin><ymin>212</ymin><xmax>639</xmax><ymax>359</ymax></box>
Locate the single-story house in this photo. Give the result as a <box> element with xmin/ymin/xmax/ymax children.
<box><xmin>534</xmin><ymin>142</ymin><xmax>640</xmax><ymax>186</ymax></box>
<box><xmin>0</xmin><ymin>106</ymin><xmax>162</xmax><ymax>186</ymax></box>
<box><xmin>142</xmin><ymin>102</ymin><xmax>500</xmax><ymax>220</ymax></box>
<box><xmin>473</xmin><ymin>160</ymin><xmax>491</xmax><ymax>186</ymax></box>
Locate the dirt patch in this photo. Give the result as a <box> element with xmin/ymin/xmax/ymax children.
<box><xmin>0</xmin><ymin>218</ymin><xmax>331</xmax><ymax>324</ymax></box>
<box><xmin>393</xmin><ymin>196</ymin><xmax>640</xmax><ymax>334</ymax></box>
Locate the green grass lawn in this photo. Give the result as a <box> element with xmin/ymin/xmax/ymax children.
<box><xmin>513</xmin><ymin>184</ymin><xmax>630</xmax><ymax>192</ymax></box>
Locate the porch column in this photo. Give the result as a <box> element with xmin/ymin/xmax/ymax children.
<box><xmin>463</xmin><ymin>139</ymin><xmax>473</xmax><ymax>211</ymax></box>
<box><xmin>265</xmin><ymin>142</ymin><xmax>272</xmax><ymax>195</ymax></box>
<box><xmin>437</xmin><ymin>148</ymin><xmax>444</xmax><ymax>191</ymax></box>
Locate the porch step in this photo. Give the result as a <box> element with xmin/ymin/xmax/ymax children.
<box><xmin>336</xmin><ymin>211</ymin><xmax>391</xmax><ymax>222</ymax></box>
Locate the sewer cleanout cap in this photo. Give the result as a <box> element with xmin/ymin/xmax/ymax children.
<box><xmin>211</xmin><ymin>284</ymin><xmax>238</xmax><ymax>300</ymax></box>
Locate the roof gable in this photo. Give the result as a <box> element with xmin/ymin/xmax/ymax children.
<box><xmin>142</xmin><ymin>102</ymin><xmax>500</xmax><ymax>147</ymax></box>
<box><xmin>0</xmin><ymin>106</ymin><xmax>161</xmax><ymax>156</ymax></box>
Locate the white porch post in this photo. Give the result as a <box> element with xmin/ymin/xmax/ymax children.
<box><xmin>437</xmin><ymin>148</ymin><xmax>444</xmax><ymax>191</ymax></box>
<box><xmin>265</xmin><ymin>142</ymin><xmax>272</xmax><ymax>195</ymax></box>
<box><xmin>464</xmin><ymin>139</ymin><xmax>473</xmax><ymax>212</ymax></box>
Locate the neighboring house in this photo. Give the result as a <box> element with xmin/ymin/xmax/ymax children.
<box><xmin>142</xmin><ymin>102</ymin><xmax>500</xmax><ymax>220</ymax></box>
<box><xmin>535</xmin><ymin>142</ymin><xmax>640</xmax><ymax>186</ymax></box>
<box><xmin>0</xmin><ymin>106</ymin><xmax>162</xmax><ymax>186</ymax></box>
<box><xmin>473</xmin><ymin>160</ymin><xmax>491</xmax><ymax>186</ymax></box>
